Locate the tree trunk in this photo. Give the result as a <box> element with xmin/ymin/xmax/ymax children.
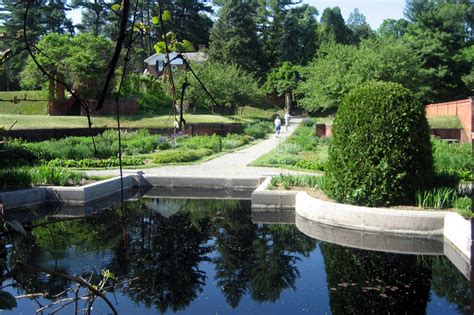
<box><xmin>284</xmin><ymin>91</ymin><xmax>292</xmax><ymax>112</ymax></box>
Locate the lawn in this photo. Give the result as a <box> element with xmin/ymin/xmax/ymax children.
<box><xmin>427</xmin><ymin>116</ymin><xmax>463</xmax><ymax>129</ymax></box>
<box><xmin>0</xmin><ymin>114</ymin><xmax>236</xmax><ymax>130</ymax></box>
<box><xmin>0</xmin><ymin>91</ymin><xmax>49</xmax><ymax>115</ymax></box>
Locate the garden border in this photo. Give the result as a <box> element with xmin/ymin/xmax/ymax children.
<box><xmin>251</xmin><ymin>176</ymin><xmax>471</xmax><ymax>263</ymax></box>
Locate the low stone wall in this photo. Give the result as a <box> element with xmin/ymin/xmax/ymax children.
<box><xmin>296</xmin><ymin>192</ymin><xmax>446</xmax><ymax>235</ymax></box>
<box><xmin>1</xmin><ymin>123</ymin><xmax>243</xmax><ymax>142</ymax></box>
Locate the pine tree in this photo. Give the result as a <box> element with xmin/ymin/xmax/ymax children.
<box><xmin>318</xmin><ymin>7</ymin><xmax>353</xmax><ymax>45</ymax></box>
<box><xmin>208</xmin><ymin>0</ymin><xmax>264</xmax><ymax>76</ymax></box>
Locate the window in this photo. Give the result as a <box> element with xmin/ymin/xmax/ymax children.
<box><xmin>156</xmin><ymin>60</ymin><xmax>164</xmax><ymax>71</ymax></box>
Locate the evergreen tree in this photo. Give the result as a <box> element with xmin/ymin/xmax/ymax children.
<box><xmin>318</xmin><ymin>7</ymin><xmax>353</xmax><ymax>45</ymax></box>
<box><xmin>44</xmin><ymin>0</ymin><xmax>74</xmax><ymax>34</ymax></box>
<box><xmin>208</xmin><ymin>0</ymin><xmax>264</xmax><ymax>76</ymax></box>
<box><xmin>71</xmin><ymin>0</ymin><xmax>111</xmax><ymax>36</ymax></box>
<box><xmin>347</xmin><ymin>8</ymin><xmax>373</xmax><ymax>43</ymax></box>
<box><xmin>404</xmin><ymin>0</ymin><xmax>473</xmax><ymax>102</ymax></box>
<box><xmin>280</xmin><ymin>4</ymin><xmax>318</xmax><ymax>65</ymax></box>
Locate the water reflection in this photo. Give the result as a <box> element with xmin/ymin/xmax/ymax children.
<box><xmin>1</xmin><ymin>199</ymin><xmax>470</xmax><ymax>314</ymax></box>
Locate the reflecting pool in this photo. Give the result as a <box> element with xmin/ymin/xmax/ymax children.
<box><xmin>1</xmin><ymin>199</ymin><xmax>470</xmax><ymax>314</ymax></box>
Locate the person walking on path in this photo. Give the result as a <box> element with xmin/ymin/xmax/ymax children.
<box><xmin>284</xmin><ymin>109</ymin><xmax>291</xmax><ymax>131</ymax></box>
<box><xmin>274</xmin><ymin>115</ymin><xmax>282</xmax><ymax>136</ymax></box>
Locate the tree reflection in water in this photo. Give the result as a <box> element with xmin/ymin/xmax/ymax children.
<box><xmin>213</xmin><ymin>202</ymin><xmax>318</xmax><ymax>307</ymax></box>
<box><xmin>320</xmin><ymin>242</ymin><xmax>432</xmax><ymax>314</ymax></box>
<box><xmin>1</xmin><ymin>199</ymin><xmax>470</xmax><ymax>314</ymax></box>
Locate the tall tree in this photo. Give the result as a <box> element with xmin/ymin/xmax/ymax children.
<box><xmin>318</xmin><ymin>7</ymin><xmax>353</xmax><ymax>45</ymax></box>
<box><xmin>0</xmin><ymin>0</ymin><xmax>48</xmax><ymax>90</ymax></box>
<box><xmin>404</xmin><ymin>0</ymin><xmax>473</xmax><ymax>102</ymax></box>
<box><xmin>43</xmin><ymin>0</ymin><xmax>74</xmax><ymax>34</ymax></box>
<box><xmin>347</xmin><ymin>8</ymin><xmax>373</xmax><ymax>43</ymax></box>
<box><xmin>208</xmin><ymin>0</ymin><xmax>264</xmax><ymax>76</ymax></box>
<box><xmin>378</xmin><ymin>18</ymin><xmax>409</xmax><ymax>39</ymax></box>
<box><xmin>280</xmin><ymin>4</ymin><xmax>318</xmax><ymax>65</ymax></box>
<box><xmin>71</xmin><ymin>0</ymin><xmax>111</xmax><ymax>36</ymax></box>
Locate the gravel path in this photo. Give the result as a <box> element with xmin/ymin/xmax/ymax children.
<box><xmin>85</xmin><ymin>117</ymin><xmax>312</xmax><ymax>178</ymax></box>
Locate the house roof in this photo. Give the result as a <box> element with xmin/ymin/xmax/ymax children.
<box><xmin>144</xmin><ymin>51</ymin><xmax>208</xmax><ymax>65</ymax></box>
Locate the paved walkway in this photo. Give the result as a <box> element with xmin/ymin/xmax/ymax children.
<box><xmin>86</xmin><ymin>117</ymin><xmax>311</xmax><ymax>178</ymax></box>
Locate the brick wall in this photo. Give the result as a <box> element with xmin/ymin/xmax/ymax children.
<box><xmin>1</xmin><ymin>123</ymin><xmax>243</xmax><ymax>142</ymax></box>
<box><xmin>425</xmin><ymin>98</ymin><xmax>473</xmax><ymax>143</ymax></box>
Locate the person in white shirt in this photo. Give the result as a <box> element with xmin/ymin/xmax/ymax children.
<box><xmin>274</xmin><ymin>115</ymin><xmax>282</xmax><ymax>136</ymax></box>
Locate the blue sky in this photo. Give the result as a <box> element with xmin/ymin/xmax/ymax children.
<box><xmin>305</xmin><ymin>0</ymin><xmax>406</xmax><ymax>29</ymax></box>
<box><xmin>69</xmin><ymin>0</ymin><xmax>406</xmax><ymax>31</ymax></box>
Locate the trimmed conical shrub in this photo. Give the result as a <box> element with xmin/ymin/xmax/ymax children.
<box><xmin>325</xmin><ymin>81</ymin><xmax>434</xmax><ymax>206</ymax></box>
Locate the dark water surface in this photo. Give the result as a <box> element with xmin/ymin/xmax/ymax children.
<box><xmin>2</xmin><ymin>199</ymin><xmax>470</xmax><ymax>314</ymax></box>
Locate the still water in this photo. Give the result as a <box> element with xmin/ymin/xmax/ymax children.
<box><xmin>2</xmin><ymin>198</ymin><xmax>470</xmax><ymax>314</ymax></box>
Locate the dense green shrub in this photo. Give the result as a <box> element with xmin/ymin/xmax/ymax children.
<box><xmin>243</xmin><ymin>121</ymin><xmax>273</xmax><ymax>139</ymax></box>
<box><xmin>276</xmin><ymin>143</ymin><xmax>303</xmax><ymax>155</ymax></box>
<box><xmin>0</xmin><ymin>139</ymin><xmax>37</xmax><ymax>168</ymax></box>
<box><xmin>0</xmin><ymin>167</ymin><xmax>84</xmax><ymax>191</ymax></box>
<box><xmin>177</xmin><ymin>61</ymin><xmax>264</xmax><ymax>110</ymax></box>
<box><xmin>179</xmin><ymin>134</ymin><xmax>221</xmax><ymax>151</ymax></box>
<box><xmin>222</xmin><ymin>134</ymin><xmax>250</xmax><ymax>149</ymax></box>
<box><xmin>325</xmin><ymin>81</ymin><xmax>434</xmax><ymax>206</ymax></box>
<box><xmin>454</xmin><ymin>197</ymin><xmax>473</xmax><ymax>218</ymax></box>
<box><xmin>24</xmin><ymin>129</ymin><xmax>158</xmax><ymax>160</ymax></box>
<box><xmin>0</xmin><ymin>168</ymin><xmax>32</xmax><ymax>190</ymax></box>
<box><xmin>295</xmin><ymin>160</ymin><xmax>325</xmax><ymax>171</ymax></box>
<box><xmin>137</xmin><ymin>92</ymin><xmax>173</xmax><ymax>114</ymax></box>
<box><xmin>153</xmin><ymin>149</ymin><xmax>213</xmax><ymax>164</ymax></box>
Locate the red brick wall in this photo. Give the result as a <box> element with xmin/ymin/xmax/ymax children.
<box><xmin>425</xmin><ymin>98</ymin><xmax>473</xmax><ymax>143</ymax></box>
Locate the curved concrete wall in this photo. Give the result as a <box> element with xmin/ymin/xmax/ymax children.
<box><xmin>296</xmin><ymin>192</ymin><xmax>446</xmax><ymax>235</ymax></box>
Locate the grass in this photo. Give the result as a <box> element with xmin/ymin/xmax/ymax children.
<box><xmin>0</xmin><ymin>91</ymin><xmax>49</xmax><ymax>115</ymax></box>
<box><xmin>0</xmin><ymin>113</ymin><xmax>236</xmax><ymax>130</ymax></box>
<box><xmin>432</xmin><ymin>137</ymin><xmax>473</xmax><ymax>181</ymax></box>
<box><xmin>427</xmin><ymin>116</ymin><xmax>463</xmax><ymax>129</ymax></box>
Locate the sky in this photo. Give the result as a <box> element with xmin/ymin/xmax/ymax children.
<box><xmin>68</xmin><ymin>0</ymin><xmax>407</xmax><ymax>31</ymax></box>
<box><xmin>305</xmin><ymin>0</ymin><xmax>406</xmax><ymax>29</ymax></box>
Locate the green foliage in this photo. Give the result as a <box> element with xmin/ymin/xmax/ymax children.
<box><xmin>302</xmin><ymin>118</ymin><xmax>314</xmax><ymax>127</ymax></box>
<box><xmin>178</xmin><ymin>134</ymin><xmax>221</xmax><ymax>151</ymax></box>
<box><xmin>263</xmin><ymin>62</ymin><xmax>300</xmax><ymax>96</ymax></box>
<box><xmin>318</xmin><ymin>7</ymin><xmax>354</xmax><ymax>45</ymax></box>
<box><xmin>29</xmin><ymin>166</ymin><xmax>84</xmax><ymax>186</ymax></box>
<box><xmin>222</xmin><ymin>134</ymin><xmax>251</xmax><ymax>149</ymax></box>
<box><xmin>275</xmin><ymin>143</ymin><xmax>303</xmax><ymax>155</ymax></box>
<box><xmin>21</xmin><ymin>33</ymin><xmax>114</xmax><ymax>98</ymax></box>
<box><xmin>0</xmin><ymin>166</ymin><xmax>85</xmax><ymax>190</ymax></box>
<box><xmin>24</xmin><ymin>129</ymin><xmax>158</xmax><ymax>160</ymax></box>
<box><xmin>0</xmin><ymin>139</ymin><xmax>37</xmax><ymax>168</ymax></box>
<box><xmin>152</xmin><ymin>149</ymin><xmax>212</xmax><ymax>164</ymax></box>
<box><xmin>243</xmin><ymin>121</ymin><xmax>273</xmax><ymax>139</ymax></box>
<box><xmin>454</xmin><ymin>197</ymin><xmax>473</xmax><ymax>219</ymax></box>
<box><xmin>137</xmin><ymin>92</ymin><xmax>173</xmax><ymax>114</ymax></box>
<box><xmin>0</xmin><ymin>168</ymin><xmax>32</xmax><ymax>190</ymax></box>
<box><xmin>404</xmin><ymin>0</ymin><xmax>472</xmax><ymax>103</ymax></box>
<box><xmin>294</xmin><ymin>160</ymin><xmax>325</xmax><ymax>171</ymax></box>
<box><xmin>415</xmin><ymin>187</ymin><xmax>457</xmax><ymax>209</ymax></box>
<box><xmin>432</xmin><ymin>138</ymin><xmax>473</xmax><ymax>181</ymax></box>
<box><xmin>325</xmin><ymin>81</ymin><xmax>434</xmax><ymax>206</ymax></box>
<box><xmin>269</xmin><ymin>174</ymin><xmax>325</xmax><ymax>190</ymax></box>
<box><xmin>47</xmin><ymin>156</ymin><xmax>144</xmax><ymax>168</ymax></box>
<box><xmin>208</xmin><ymin>0</ymin><xmax>264</xmax><ymax>76</ymax></box>
<box><xmin>178</xmin><ymin>61</ymin><xmax>264</xmax><ymax>110</ymax></box>
<box><xmin>297</xmin><ymin>37</ymin><xmax>423</xmax><ymax>110</ymax></box>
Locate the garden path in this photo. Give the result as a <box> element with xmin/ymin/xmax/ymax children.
<box><xmin>85</xmin><ymin>117</ymin><xmax>312</xmax><ymax>178</ymax></box>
